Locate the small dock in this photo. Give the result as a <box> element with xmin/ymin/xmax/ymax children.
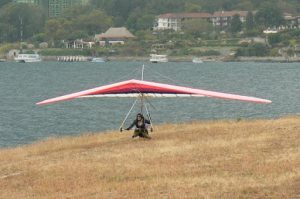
<box><xmin>57</xmin><ymin>56</ymin><xmax>89</xmax><ymax>62</ymax></box>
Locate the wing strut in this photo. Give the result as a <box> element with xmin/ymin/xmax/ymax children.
<box><xmin>145</xmin><ymin>103</ymin><xmax>154</xmax><ymax>132</ymax></box>
<box><xmin>141</xmin><ymin>65</ymin><xmax>154</xmax><ymax>131</ymax></box>
<box><xmin>119</xmin><ymin>98</ymin><xmax>139</xmax><ymax>131</ymax></box>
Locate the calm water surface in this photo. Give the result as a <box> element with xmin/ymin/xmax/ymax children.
<box><xmin>0</xmin><ymin>61</ymin><xmax>299</xmax><ymax>148</ymax></box>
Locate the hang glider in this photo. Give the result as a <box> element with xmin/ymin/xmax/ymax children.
<box><xmin>37</xmin><ymin>65</ymin><xmax>272</xmax><ymax>133</ymax></box>
<box><xmin>36</xmin><ymin>78</ymin><xmax>271</xmax><ymax>105</ymax></box>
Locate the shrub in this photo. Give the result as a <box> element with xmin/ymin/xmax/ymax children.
<box><xmin>199</xmin><ymin>50</ymin><xmax>221</xmax><ymax>56</ymax></box>
<box><xmin>270</xmin><ymin>48</ymin><xmax>280</xmax><ymax>56</ymax></box>
<box><xmin>0</xmin><ymin>43</ymin><xmax>18</xmax><ymax>54</ymax></box>
<box><xmin>236</xmin><ymin>43</ymin><xmax>269</xmax><ymax>56</ymax></box>
<box><xmin>268</xmin><ymin>34</ymin><xmax>281</xmax><ymax>46</ymax></box>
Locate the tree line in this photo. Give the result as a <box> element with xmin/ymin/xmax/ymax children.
<box><xmin>0</xmin><ymin>0</ymin><xmax>298</xmax><ymax>44</ymax></box>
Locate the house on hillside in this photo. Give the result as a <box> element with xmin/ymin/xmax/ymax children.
<box><xmin>154</xmin><ymin>11</ymin><xmax>249</xmax><ymax>31</ymax></box>
<box><xmin>262</xmin><ymin>13</ymin><xmax>300</xmax><ymax>31</ymax></box>
<box><xmin>154</xmin><ymin>11</ymin><xmax>300</xmax><ymax>33</ymax></box>
<box><xmin>95</xmin><ymin>27</ymin><xmax>135</xmax><ymax>46</ymax></box>
<box><xmin>211</xmin><ymin>11</ymin><xmax>248</xmax><ymax>29</ymax></box>
<box><xmin>153</xmin><ymin>13</ymin><xmax>212</xmax><ymax>31</ymax></box>
<box><xmin>282</xmin><ymin>13</ymin><xmax>300</xmax><ymax>29</ymax></box>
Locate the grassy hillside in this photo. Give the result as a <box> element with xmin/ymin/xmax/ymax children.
<box><xmin>0</xmin><ymin>116</ymin><xmax>299</xmax><ymax>198</ymax></box>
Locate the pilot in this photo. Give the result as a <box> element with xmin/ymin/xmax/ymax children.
<box><xmin>124</xmin><ymin>113</ymin><xmax>151</xmax><ymax>139</ymax></box>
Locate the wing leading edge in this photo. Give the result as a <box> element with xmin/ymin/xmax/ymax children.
<box><xmin>36</xmin><ymin>79</ymin><xmax>272</xmax><ymax>105</ymax></box>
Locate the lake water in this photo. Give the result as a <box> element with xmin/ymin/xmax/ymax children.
<box><xmin>0</xmin><ymin>61</ymin><xmax>299</xmax><ymax>148</ymax></box>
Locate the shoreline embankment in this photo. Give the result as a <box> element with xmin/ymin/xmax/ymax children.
<box><xmin>40</xmin><ymin>55</ymin><xmax>300</xmax><ymax>62</ymax></box>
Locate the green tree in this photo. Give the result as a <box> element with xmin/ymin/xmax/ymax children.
<box><xmin>145</xmin><ymin>0</ymin><xmax>185</xmax><ymax>14</ymax></box>
<box><xmin>74</xmin><ymin>10</ymin><xmax>113</xmax><ymax>35</ymax></box>
<box><xmin>229</xmin><ymin>14</ymin><xmax>242</xmax><ymax>33</ymax></box>
<box><xmin>126</xmin><ymin>7</ymin><xmax>154</xmax><ymax>30</ymax></box>
<box><xmin>184</xmin><ymin>2</ymin><xmax>202</xmax><ymax>12</ymax></box>
<box><xmin>268</xmin><ymin>33</ymin><xmax>281</xmax><ymax>46</ymax></box>
<box><xmin>100</xmin><ymin>0</ymin><xmax>133</xmax><ymax>25</ymax></box>
<box><xmin>45</xmin><ymin>18</ymin><xmax>71</xmax><ymax>42</ymax></box>
<box><xmin>0</xmin><ymin>23</ymin><xmax>11</xmax><ymax>43</ymax></box>
<box><xmin>255</xmin><ymin>3</ymin><xmax>285</xmax><ymax>28</ymax></box>
<box><xmin>252</xmin><ymin>43</ymin><xmax>268</xmax><ymax>56</ymax></box>
<box><xmin>0</xmin><ymin>3</ymin><xmax>45</xmax><ymax>42</ymax></box>
<box><xmin>286</xmin><ymin>48</ymin><xmax>294</xmax><ymax>58</ymax></box>
<box><xmin>236</xmin><ymin>43</ymin><xmax>269</xmax><ymax>57</ymax></box>
<box><xmin>0</xmin><ymin>0</ymin><xmax>10</xmax><ymax>8</ymax></box>
<box><xmin>136</xmin><ymin>15</ymin><xmax>155</xmax><ymax>30</ymax></box>
<box><xmin>45</xmin><ymin>5</ymin><xmax>113</xmax><ymax>43</ymax></box>
<box><xmin>245</xmin><ymin>11</ymin><xmax>255</xmax><ymax>31</ymax></box>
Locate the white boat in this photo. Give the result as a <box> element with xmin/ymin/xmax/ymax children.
<box><xmin>15</xmin><ymin>54</ymin><xmax>42</xmax><ymax>63</ymax></box>
<box><xmin>150</xmin><ymin>54</ymin><xmax>168</xmax><ymax>63</ymax></box>
<box><xmin>91</xmin><ymin>57</ymin><xmax>106</xmax><ymax>62</ymax></box>
<box><xmin>192</xmin><ymin>57</ymin><xmax>203</xmax><ymax>64</ymax></box>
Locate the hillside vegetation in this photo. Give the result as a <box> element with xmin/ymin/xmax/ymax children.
<box><xmin>0</xmin><ymin>116</ymin><xmax>299</xmax><ymax>198</ymax></box>
<box><xmin>0</xmin><ymin>0</ymin><xmax>299</xmax><ymax>43</ymax></box>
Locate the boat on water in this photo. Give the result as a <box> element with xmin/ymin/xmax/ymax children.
<box><xmin>150</xmin><ymin>54</ymin><xmax>168</xmax><ymax>63</ymax></box>
<box><xmin>91</xmin><ymin>57</ymin><xmax>106</xmax><ymax>63</ymax></box>
<box><xmin>192</xmin><ymin>57</ymin><xmax>203</xmax><ymax>64</ymax></box>
<box><xmin>0</xmin><ymin>59</ymin><xmax>6</xmax><ymax>62</ymax></box>
<box><xmin>14</xmin><ymin>54</ymin><xmax>42</xmax><ymax>63</ymax></box>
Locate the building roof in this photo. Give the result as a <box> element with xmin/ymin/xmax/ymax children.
<box><xmin>158</xmin><ymin>13</ymin><xmax>212</xmax><ymax>19</ymax></box>
<box><xmin>283</xmin><ymin>13</ymin><xmax>298</xmax><ymax>20</ymax></box>
<box><xmin>212</xmin><ymin>11</ymin><xmax>248</xmax><ymax>17</ymax></box>
<box><xmin>96</xmin><ymin>27</ymin><xmax>135</xmax><ymax>39</ymax></box>
<box><xmin>158</xmin><ymin>11</ymin><xmax>249</xmax><ymax>19</ymax></box>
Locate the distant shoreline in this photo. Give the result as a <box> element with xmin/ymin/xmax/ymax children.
<box><xmin>235</xmin><ymin>56</ymin><xmax>300</xmax><ymax>63</ymax></box>
<box><xmin>39</xmin><ymin>55</ymin><xmax>300</xmax><ymax>63</ymax></box>
<box><xmin>2</xmin><ymin>52</ymin><xmax>300</xmax><ymax>63</ymax></box>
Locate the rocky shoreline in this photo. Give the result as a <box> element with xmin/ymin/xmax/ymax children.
<box><xmin>235</xmin><ymin>56</ymin><xmax>300</xmax><ymax>62</ymax></box>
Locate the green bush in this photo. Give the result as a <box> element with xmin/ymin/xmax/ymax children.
<box><xmin>93</xmin><ymin>47</ymin><xmax>110</xmax><ymax>56</ymax></box>
<box><xmin>236</xmin><ymin>43</ymin><xmax>269</xmax><ymax>56</ymax></box>
<box><xmin>270</xmin><ymin>48</ymin><xmax>280</xmax><ymax>56</ymax></box>
<box><xmin>201</xmin><ymin>39</ymin><xmax>239</xmax><ymax>47</ymax></box>
<box><xmin>170</xmin><ymin>48</ymin><xmax>191</xmax><ymax>56</ymax></box>
<box><xmin>31</xmin><ymin>33</ymin><xmax>47</xmax><ymax>43</ymax></box>
<box><xmin>0</xmin><ymin>43</ymin><xmax>18</xmax><ymax>54</ymax></box>
<box><xmin>118</xmin><ymin>45</ymin><xmax>146</xmax><ymax>56</ymax></box>
<box><xmin>268</xmin><ymin>33</ymin><xmax>281</xmax><ymax>46</ymax></box>
<box><xmin>199</xmin><ymin>50</ymin><xmax>221</xmax><ymax>56</ymax></box>
<box><xmin>23</xmin><ymin>50</ymin><xmax>35</xmax><ymax>54</ymax></box>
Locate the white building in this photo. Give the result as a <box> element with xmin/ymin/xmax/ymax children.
<box><xmin>283</xmin><ymin>13</ymin><xmax>300</xmax><ymax>29</ymax></box>
<box><xmin>13</xmin><ymin>0</ymin><xmax>38</xmax><ymax>3</ymax></box>
<box><xmin>154</xmin><ymin>11</ymin><xmax>249</xmax><ymax>31</ymax></box>
<box><xmin>154</xmin><ymin>13</ymin><xmax>212</xmax><ymax>31</ymax></box>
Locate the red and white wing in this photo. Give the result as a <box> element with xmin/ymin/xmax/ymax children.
<box><xmin>36</xmin><ymin>79</ymin><xmax>271</xmax><ymax>105</ymax></box>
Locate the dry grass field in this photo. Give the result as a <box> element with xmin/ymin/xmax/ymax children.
<box><xmin>0</xmin><ymin>116</ymin><xmax>299</xmax><ymax>199</ymax></box>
